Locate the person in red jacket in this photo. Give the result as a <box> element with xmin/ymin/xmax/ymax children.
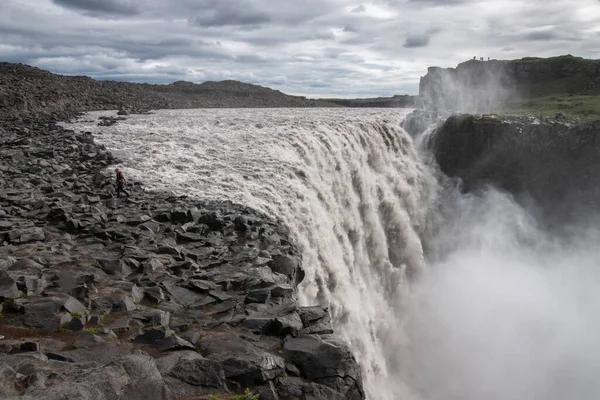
<box><xmin>115</xmin><ymin>168</ymin><xmax>130</xmax><ymax>198</ymax></box>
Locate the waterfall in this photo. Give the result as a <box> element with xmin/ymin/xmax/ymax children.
<box><xmin>67</xmin><ymin>108</ymin><xmax>435</xmax><ymax>399</ymax></box>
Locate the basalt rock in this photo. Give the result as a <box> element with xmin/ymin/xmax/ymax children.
<box><xmin>432</xmin><ymin>114</ymin><xmax>600</xmax><ymax>225</ymax></box>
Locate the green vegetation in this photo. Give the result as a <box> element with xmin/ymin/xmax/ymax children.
<box><xmin>84</xmin><ymin>327</ymin><xmax>100</xmax><ymax>334</ymax></box>
<box><xmin>205</xmin><ymin>388</ymin><xmax>260</xmax><ymax>400</ymax></box>
<box><xmin>504</xmin><ymin>93</ymin><xmax>600</xmax><ymax>121</ymax></box>
<box><xmin>72</xmin><ymin>312</ymin><xmax>83</xmax><ymax>318</ymax></box>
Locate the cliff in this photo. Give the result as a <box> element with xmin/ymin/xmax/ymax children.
<box><xmin>0</xmin><ymin>62</ymin><xmax>339</xmax><ymax>117</ymax></box>
<box><xmin>431</xmin><ymin>114</ymin><xmax>600</xmax><ymax>225</ymax></box>
<box><xmin>419</xmin><ymin>55</ymin><xmax>600</xmax><ymax>114</ymax></box>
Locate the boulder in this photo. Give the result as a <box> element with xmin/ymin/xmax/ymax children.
<box><xmin>199</xmin><ymin>333</ymin><xmax>285</xmax><ymax>386</ymax></box>
<box><xmin>284</xmin><ymin>335</ymin><xmax>364</xmax><ymax>399</ymax></box>
<box><xmin>0</xmin><ymin>271</ymin><xmax>20</xmax><ymax>299</ymax></box>
<box><xmin>156</xmin><ymin>351</ymin><xmax>228</xmax><ymax>398</ymax></box>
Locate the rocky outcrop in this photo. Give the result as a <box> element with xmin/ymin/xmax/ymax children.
<box><xmin>430</xmin><ymin>114</ymin><xmax>600</xmax><ymax>223</ymax></box>
<box><xmin>402</xmin><ymin>109</ymin><xmax>450</xmax><ymax>137</ymax></box>
<box><xmin>0</xmin><ymin>63</ymin><xmax>339</xmax><ymax>118</ymax></box>
<box><xmin>419</xmin><ymin>55</ymin><xmax>600</xmax><ymax>112</ymax></box>
<box><xmin>0</xmin><ymin>113</ymin><xmax>364</xmax><ymax>399</ymax></box>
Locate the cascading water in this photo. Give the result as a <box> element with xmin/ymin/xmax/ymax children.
<box><xmin>68</xmin><ymin>108</ymin><xmax>434</xmax><ymax>399</ymax></box>
<box><xmin>67</xmin><ymin>108</ymin><xmax>600</xmax><ymax>400</ymax></box>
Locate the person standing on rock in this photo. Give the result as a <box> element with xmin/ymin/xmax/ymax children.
<box><xmin>115</xmin><ymin>167</ymin><xmax>130</xmax><ymax>198</ymax></box>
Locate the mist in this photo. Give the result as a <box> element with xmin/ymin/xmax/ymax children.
<box><xmin>401</xmin><ymin>184</ymin><xmax>600</xmax><ymax>400</ymax></box>
<box><xmin>419</xmin><ymin>60</ymin><xmax>518</xmax><ymax>113</ymax></box>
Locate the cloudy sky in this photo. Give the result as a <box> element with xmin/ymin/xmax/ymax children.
<box><xmin>1</xmin><ymin>0</ymin><xmax>599</xmax><ymax>97</ymax></box>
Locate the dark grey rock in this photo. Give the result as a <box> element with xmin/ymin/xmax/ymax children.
<box><xmin>73</xmin><ymin>331</ymin><xmax>105</xmax><ymax>348</ymax></box>
<box><xmin>132</xmin><ymin>327</ymin><xmax>171</xmax><ymax>344</ymax></box>
<box><xmin>283</xmin><ymin>335</ymin><xmax>364</xmax><ymax>399</ymax></box>
<box><xmin>268</xmin><ymin>253</ymin><xmax>299</xmax><ymax>276</ymax></box>
<box><xmin>154</xmin><ymin>335</ymin><xmax>195</xmax><ymax>352</ymax></box>
<box><xmin>19</xmin><ymin>227</ymin><xmax>45</xmax><ymax>243</ymax></box>
<box><xmin>0</xmin><ymin>270</ymin><xmax>20</xmax><ymax>298</ymax></box>
<box><xmin>145</xmin><ymin>286</ymin><xmax>165</xmax><ymax>303</ymax></box>
<box><xmin>244</xmin><ymin>288</ymin><xmax>271</xmax><ymax>304</ymax></box>
<box><xmin>97</xmin><ymin>258</ymin><xmax>133</xmax><ymax>276</ymax></box>
<box><xmin>271</xmin><ymin>284</ymin><xmax>293</xmax><ymax>298</ymax></box>
<box><xmin>129</xmin><ymin>308</ymin><xmax>170</xmax><ymax>327</ymax></box>
<box><xmin>156</xmin><ymin>351</ymin><xmax>228</xmax><ymax>398</ymax></box>
<box><xmin>200</xmin><ymin>333</ymin><xmax>285</xmax><ymax>386</ymax></box>
<box><xmin>209</xmin><ymin>290</ymin><xmax>233</xmax><ymax>302</ymax></box>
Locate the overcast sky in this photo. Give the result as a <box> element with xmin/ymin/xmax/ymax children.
<box><xmin>1</xmin><ymin>0</ymin><xmax>599</xmax><ymax>97</ymax></box>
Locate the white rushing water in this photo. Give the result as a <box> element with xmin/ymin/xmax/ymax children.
<box><xmin>67</xmin><ymin>108</ymin><xmax>600</xmax><ymax>400</ymax></box>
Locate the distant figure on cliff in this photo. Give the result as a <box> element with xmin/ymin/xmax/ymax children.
<box><xmin>115</xmin><ymin>168</ymin><xmax>130</xmax><ymax>198</ymax></box>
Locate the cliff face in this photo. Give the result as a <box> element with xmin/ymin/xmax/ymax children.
<box><xmin>419</xmin><ymin>55</ymin><xmax>600</xmax><ymax>112</ymax></box>
<box><xmin>0</xmin><ymin>63</ymin><xmax>338</xmax><ymax>116</ymax></box>
<box><xmin>431</xmin><ymin>114</ymin><xmax>600</xmax><ymax>223</ymax></box>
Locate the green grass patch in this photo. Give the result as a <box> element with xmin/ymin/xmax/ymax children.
<box><xmin>503</xmin><ymin>93</ymin><xmax>600</xmax><ymax>122</ymax></box>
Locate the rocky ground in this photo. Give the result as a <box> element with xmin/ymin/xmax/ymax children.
<box><xmin>0</xmin><ymin>63</ymin><xmax>339</xmax><ymax>118</ymax></box>
<box><xmin>0</xmin><ymin>113</ymin><xmax>364</xmax><ymax>400</ymax></box>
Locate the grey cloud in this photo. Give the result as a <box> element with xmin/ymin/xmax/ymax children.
<box><xmin>314</xmin><ymin>31</ymin><xmax>336</xmax><ymax>40</ymax></box>
<box><xmin>188</xmin><ymin>8</ymin><xmax>271</xmax><ymax>27</ymax></box>
<box><xmin>405</xmin><ymin>0</ymin><xmax>473</xmax><ymax>5</ymax></box>
<box><xmin>404</xmin><ymin>34</ymin><xmax>430</xmax><ymax>48</ymax></box>
<box><xmin>3</xmin><ymin>0</ymin><xmax>600</xmax><ymax>97</ymax></box>
<box><xmin>52</xmin><ymin>0</ymin><xmax>140</xmax><ymax>16</ymax></box>
<box><xmin>525</xmin><ymin>31</ymin><xmax>560</xmax><ymax>41</ymax></box>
